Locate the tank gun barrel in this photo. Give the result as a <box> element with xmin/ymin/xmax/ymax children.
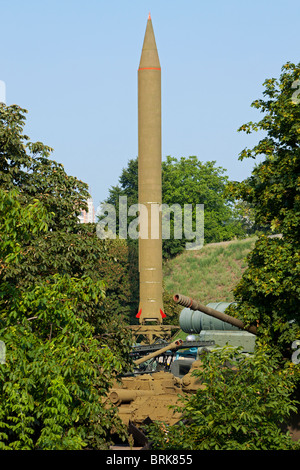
<box><xmin>109</xmin><ymin>389</ymin><xmax>154</xmax><ymax>405</ymax></box>
<box><xmin>173</xmin><ymin>294</ymin><xmax>257</xmax><ymax>335</ymax></box>
<box><xmin>133</xmin><ymin>339</ymin><xmax>183</xmax><ymax>366</ymax></box>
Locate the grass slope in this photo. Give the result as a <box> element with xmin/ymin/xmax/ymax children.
<box><xmin>163</xmin><ymin>237</ymin><xmax>256</xmax><ymax>305</ymax></box>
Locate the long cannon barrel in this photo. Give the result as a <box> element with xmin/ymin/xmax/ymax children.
<box><xmin>133</xmin><ymin>339</ymin><xmax>183</xmax><ymax>366</ymax></box>
<box><xmin>173</xmin><ymin>294</ymin><xmax>257</xmax><ymax>335</ymax></box>
<box><xmin>109</xmin><ymin>389</ymin><xmax>154</xmax><ymax>405</ymax></box>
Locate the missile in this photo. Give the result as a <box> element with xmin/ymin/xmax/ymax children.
<box><xmin>136</xmin><ymin>14</ymin><xmax>165</xmax><ymax>324</ymax></box>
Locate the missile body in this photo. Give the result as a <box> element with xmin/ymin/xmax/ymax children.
<box><xmin>137</xmin><ymin>15</ymin><xmax>165</xmax><ymax>324</ymax></box>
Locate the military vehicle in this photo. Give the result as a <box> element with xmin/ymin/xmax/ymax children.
<box><xmin>109</xmin><ymin>341</ymin><xmax>197</xmax><ymax>428</ymax></box>
<box><xmin>174</xmin><ymin>293</ymin><xmax>257</xmax><ymax>354</ymax></box>
<box><xmin>108</xmin><ymin>294</ymin><xmax>260</xmax><ymax>447</ymax></box>
<box><xmin>108</xmin><ymin>339</ymin><xmax>211</xmax><ymax>448</ymax></box>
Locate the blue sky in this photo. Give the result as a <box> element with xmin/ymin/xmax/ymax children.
<box><xmin>1</xmin><ymin>0</ymin><xmax>299</xmax><ymax>208</ymax></box>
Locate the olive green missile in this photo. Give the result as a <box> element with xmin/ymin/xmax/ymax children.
<box><xmin>136</xmin><ymin>14</ymin><xmax>165</xmax><ymax>324</ymax></box>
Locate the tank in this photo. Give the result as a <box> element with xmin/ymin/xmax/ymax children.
<box><xmin>108</xmin><ymin>295</ymin><xmax>259</xmax><ymax>447</ymax></box>
<box><xmin>173</xmin><ymin>293</ymin><xmax>257</xmax><ymax>334</ymax></box>
<box><xmin>107</xmin><ymin>338</ymin><xmax>213</xmax><ymax>448</ymax></box>
<box><xmin>108</xmin><ymin>358</ymin><xmax>207</xmax><ymax>449</ymax></box>
<box><xmin>108</xmin><ymin>371</ymin><xmax>183</xmax><ymax>427</ymax></box>
<box><xmin>179</xmin><ymin>303</ymin><xmax>240</xmax><ymax>333</ymax></box>
<box><xmin>175</xmin><ymin>293</ymin><xmax>257</xmax><ymax>354</ymax></box>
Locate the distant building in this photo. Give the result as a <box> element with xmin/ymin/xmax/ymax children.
<box><xmin>78</xmin><ymin>198</ymin><xmax>95</xmax><ymax>223</ymax></box>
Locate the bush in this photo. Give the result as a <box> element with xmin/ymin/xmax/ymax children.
<box><xmin>147</xmin><ymin>346</ymin><xmax>300</xmax><ymax>450</ymax></box>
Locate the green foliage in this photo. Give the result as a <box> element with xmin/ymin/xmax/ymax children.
<box><xmin>0</xmin><ymin>104</ymin><xmax>134</xmax><ymax>449</ymax></box>
<box><xmin>0</xmin><ymin>103</ymin><xmax>133</xmax><ymax>363</ymax></box>
<box><xmin>96</xmin><ymin>238</ymin><xmax>139</xmax><ymax>324</ymax></box>
<box><xmin>226</xmin><ymin>62</ymin><xmax>300</xmax><ymax>357</ymax></box>
<box><xmin>0</xmin><ymin>188</ymin><xmax>51</xmax><ymax>264</ymax></box>
<box><xmin>2</xmin><ymin>221</ymin><xmax>134</xmax><ymax>357</ymax></box>
<box><xmin>228</xmin><ymin>236</ymin><xmax>300</xmax><ymax>355</ymax></box>
<box><xmin>228</xmin><ymin>62</ymin><xmax>300</xmax><ymax>239</ymax></box>
<box><xmin>104</xmin><ymin>155</ymin><xmax>245</xmax><ymax>259</ymax></box>
<box><xmin>0</xmin><ymin>189</ymin><xmax>128</xmax><ymax>449</ymax></box>
<box><xmin>162</xmin><ymin>156</ymin><xmax>244</xmax><ymax>255</ymax></box>
<box><xmin>147</xmin><ymin>347</ymin><xmax>300</xmax><ymax>450</ymax></box>
<box><xmin>148</xmin><ymin>62</ymin><xmax>300</xmax><ymax>451</ymax></box>
<box><xmin>0</xmin><ymin>104</ymin><xmax>90</xmax><ymax>230</ymax></box>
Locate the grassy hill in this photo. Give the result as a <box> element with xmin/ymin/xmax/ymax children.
<box><xmin>163</xmin><ymin>237</ymin><xmax>257</xmax><ymax>305</ymax></box>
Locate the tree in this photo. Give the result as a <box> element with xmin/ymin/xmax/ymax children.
<box><xmin>147</xmin><ymin>62</ymin><xmax>300</xmax><ymax>451</ymax></box>
<box><xmin>147</xmin><ymin>347</ymin><xmax>300</xmax><ymax>450</ymax></box>
<box><xmin>0</xmin><ymin>104</ymin><xmax>134</xmax><ymax>448</ymax></box>
<box><xmin>0</xmin><ymin>104</ymin><xmax>177</xmax><ymax>330</ymax></box>
<box><xmin>0</xmin><ymin>103</ymin><xmax>133</xmax><ymax>365</ymax></box>
<box><xmin>226</xmin><ymin>62</ymin><xmax>300</xmax><ymax>358</ymax></box>
<box><xmin>0</xmin><ymin>104</ymin><xmax>90</xmax><ymax>230</ymax></box>
<box><xmin>162</xmin><ymin>156</ymin><xmax>244</xmax><ymax>257</ymax></box>
<box><xmin>104</xmin><ymin>156</ymin><xmax>245</xmax><ymax>258</ymax></box>
<box><xmin>0</xmin><ymin>189</ymin><xmax>128</xmax><ymax>449</ymax></box>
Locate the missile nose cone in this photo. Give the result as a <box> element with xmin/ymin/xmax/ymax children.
<box><xmin>139</xmin><ymin>15</ymin><xmax>160</xmax><ymax>70</ymax></box>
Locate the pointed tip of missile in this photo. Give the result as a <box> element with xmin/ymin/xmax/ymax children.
<box><xmin>139</xmin><ymin>12</ymin><xmax>160</xmax><ymax>70</ymax></box>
